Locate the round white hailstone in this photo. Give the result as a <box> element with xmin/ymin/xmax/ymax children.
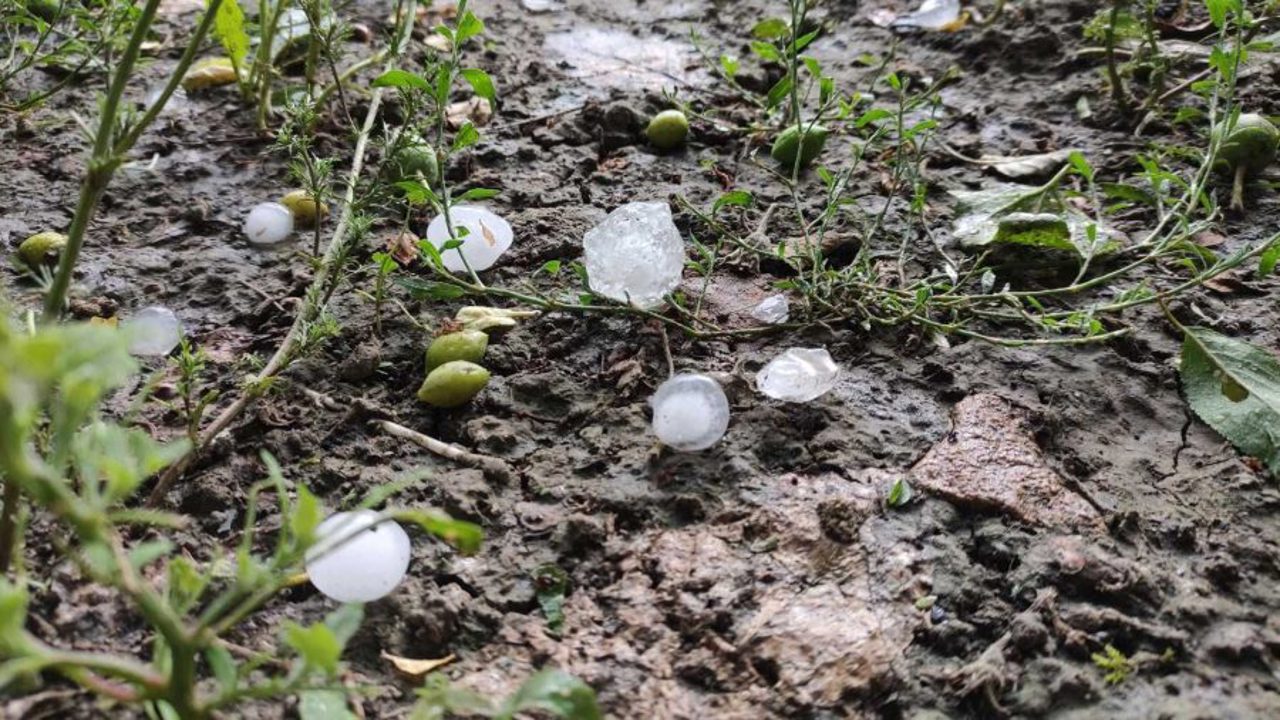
<box><xmin>243</xmin><ymin>202</ymin><xmax>295</xmax><ymax>246</ymax></box>
<box><xmin>650</xmin><ymin>373</ymin><xmax>731</xmax><ymax>451</ymax></box>
<box><xmin>756</xmin><ymin>347</ymin><xmax>840</xmax><ymax>403</ymax></box>
<box><xmin>124</xmin><ymin>306</ymin><xmax>182</xmax><ymax>357</ymax></box>
<box><xmin>425</xmin><ymin>206</ymin><xmax>513</xmax><ymax>273</ymax></box>
<box><xmin>305</xmin><ymin>510</ymin><xmax>411</xmax><ymax>603</ymax></box>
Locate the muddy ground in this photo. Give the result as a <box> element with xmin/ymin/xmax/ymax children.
<box><xmin>3</xmin><ymin>0</ymin><xmax>1280</xmax><ymax>717</ymax></box>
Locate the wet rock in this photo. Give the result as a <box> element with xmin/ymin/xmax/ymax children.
<box><xmin>910</xmin><ymin>394</ymin><xmax>1103</xmax><ymax>531</ymax></box>
<box><xmin>1200</xmin><ymin>621</ymin><xmax>1276</xmax><ymax>665</ymax></box>
<box><xmin>337</xmin><ymin>341</ymin><xmax>381</xmax><ymax>381</ymax></box>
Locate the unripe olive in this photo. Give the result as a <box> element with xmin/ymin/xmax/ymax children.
<box><xmin>416</xmin><ymin>360</ymin><xmax>490</xmax><ymax>407</ymax></box>
<box><xmin>425</xmin><ymin>330</ymin><xmax>488</xmax><ymax>371</ymax></box>
<box><xmin>771</xmin><ymin>124</ymin><xmax>829</xmax><ymax>169</ymax></box>
<box><xmin>279</xmin><ymin>190</ymin><xmax>328</xmax><ymax>229</ymax></box>
<box><xmin>17</xmin><ymin>231</ymin><xmax>67</xmax><ymax>268</ymax></box>
<box><xmin>181</xmin><ymin>57</ymin><xmax>238</xmax><ymax>92</ymax></box>
<box><xmin>646</xmin><ymin>109</ymin><xmax>689</xmax><ymax>150</ymax></box>
<box><xmin>1213</xmin><ymin>113</ymin><xmax>1279</xmax><ymax>174</ymax></box>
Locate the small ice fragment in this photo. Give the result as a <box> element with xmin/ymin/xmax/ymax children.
<box><xmin>243</xmin><ymin>202</ymin><xmax>295</xmax><ymax>246</ymax></box>
<box><xmin>651</xmin><ymin>373</ymin><xmax>730</xmax><ymax>451</ymax></box>
<box><xmin>583</xmin><ymin>201</ymin><xmax>685</xmax><ymax>309</ymax></box>
<box><xmin>425</xmin><ymin>205</ymin><xmax>513</xmax><ymax>273</ymax></box>
<box><xmin>756</xmin><ymin>348</ymin><xmax>840</xmax><ymax>402</ymax></box>
<box><xmin>521</xmin><ymin>0</ymin><xmax>562</xmax><ymax>12</ymax></box>
<box><xmin>891</xmin><ymin>0</ymin><xmax>961</xmax><ymax>30</ymax></box>
<box><xmin>305</xmin><ymin>510</ymin><xmax>411</xmax><ymax>603</ymax></box>
<box><xmin>751</xmin><ymin>294</ymin><xmax>790</xmax><ymax>324</ymax></box>
<box><xmin>124</xmin><ymin>306</ymin><xmax>182</xmax><ymax>357</ymax></box>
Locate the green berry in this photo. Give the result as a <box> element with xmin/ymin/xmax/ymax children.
<box><xmin>1213</xmin><ymin>113</ymin><xmax>1279</xmax><ymax>174</ymax></box>
<box><xmin>389</xmin><ymin>135</ymin><xmax>440</xmax><ymax>187</ymax></box>
<box><xmin>279</xmin><ymin>190</ymin><xmax>328</xmax><ymax>229</ymax></box>
<box><xmin>646</xmin><ymin>110</ymin><xmax>689</xmax><ymax>150</ymax></box>
<box><xmin>770</xmin><ymin>124</ymin><xmax>829</xmax><ymax>169</ymax></box>
<box><xmin>416</xmin><ymin>360</ymin><xmax>490</xmax><ymax>407</ymax></box>
<box><xmin>17</xmin><ymin>231</ymin><xmax>67</xmax><ymax>269</ymax></box>
<box><xmin>425</xmin><ymin>330</ymin><xmax>488</xmax><ymax>371</ymax></box>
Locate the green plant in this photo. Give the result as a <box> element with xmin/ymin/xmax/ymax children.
<box><xmin>1091</xmin><ymin>644</ymin><xmax>1134</xmax><ymax>684</ymax></box>
<box><xmin>0</xmin><ymin>313</ymin><xmax>482</xmax><ymax>717</ymax></box>
<box><xmin>170</xmin><ymin>337</ymin><xmax>220</xmax><ymax>446</ymax></box>
<box><xmin>411</xmin><ymin>669</ymin><xmax>601</xmax><ymax>720</ymax></box>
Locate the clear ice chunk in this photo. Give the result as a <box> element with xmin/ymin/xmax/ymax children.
<box><xmin>751</xmin><ymin>293</ymin><xmax>790</xmax><ymax>324</ymax></box>
<box><xmin>243</xmin><ymin>202</ymin><xmax>295</xmax><ymax>246</ymax></box>
<box><xmin>583</xmin><ymin>201</ymin><xmax>685</xmax><ymax>309</ymax></box>
<box><xmin>650</xmin><ymin>373</ymin><xmax>730</xmax><ymax>451</ymax></box>
<box><xmin>891</xmin><ymin>0</ymin><xmax>961</xmax><ymax>30</ymax></box>
<box><xmin>756</xmin><ymin>348</ymin><xmax>840</xmax><ymax>402</ymax></box>
<box><xmin>425</xmin><ymin>205</ymin><xmax>514</xmax><ymax>273</ymax></box>
<box><xmin>124</xmin><ymin>306</ymin><xmax>182</xmax><ymax>357</ymax></box>
<box><xmin>305</xmin><ymin>510</ymin><xmax>411</xmax><ymax>603</ymax></box>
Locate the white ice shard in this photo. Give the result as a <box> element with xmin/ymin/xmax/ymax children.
<box><xmin>425</xmin><ymin>205</ymin><xmax>513</xmax><ymax>273</ymax></box>
<box><xmin>756</xmin><ymin>348</ymin><xmax>839</xmax><ymax>402</ymax></box>
<box><xmin>650</xmin><ymin>373</ymin><xmax>730</xmax><ymax>451</ymax></box>
<box><xmin>751</xmin><ymin>293</ymin><xmax>790</xmax><ymax>324</ymax></box>
<box><xmin>891</xmin><ymin>0</ymin><xmax>961</xmax><ymax>30</ymax></box>
<box><xmin>243</xmin><ymin>202</ymin><xmax>294</xmax><ymax>246</ymax></box>
<box><xmin>583</xmin><ymin>201</ymin><xmax>685</xmax><ymax>309</ymax></box>
<box><xmin>124</xmin><ymin>306</ymin><xmax>182</xmax><ymax>357</ymax></box>
<box><xmin>305</xmin><ymin>509</ymin><xmax>411</xmax><ymax>603</ymax></box>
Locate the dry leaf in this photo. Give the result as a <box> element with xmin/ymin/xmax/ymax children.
<box><xmin>387</xmin><ymin>231</ymin><xmax>420</xmax><ymax>265</ymax></box>
<box><xmin>381</xmin><ymin>652</ymin><xmax>455</xmax><ymax>679</ymax></box>
<box><xmin>88</xmin><ymin>316</ymin><xmax>119</xmax><ymax>327</ymax></box>
<box><xmin>446</xmin><ymin>97</ymin><xmax>493</xmax><ymax>129</ymax></box>
<box><xmin>1193</xmin><ymin>231</ymin><xmax>1227</xmax><ymax>248</ymax></box>
<box><xmin>479</xmin><ymin>220</ymin><xmax>497</xmax><ymax>247</ymax></box>
<box><xmin>984</xmin><ymin>149</ymin><xmax>1079</xmax><ymax>181</ymax></box>
<box><xmin>425</xmin><ymin>34</ymin><xmax>452</xmax><ymax>52</ymax></box>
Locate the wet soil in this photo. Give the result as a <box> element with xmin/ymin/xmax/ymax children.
<box><xmin>3</xmin><ymin>0</ymin><xmax>1280</xmax><ymax>718</ymax></box>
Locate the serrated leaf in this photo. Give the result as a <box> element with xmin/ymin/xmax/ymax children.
<box><xmin>1180</xmin><ymin>327</ymin><xmax>1280</xmax><ymax>473</ymax></box>
<box><xmin>382</xmin><ymin>651</ymin><xmax>455</xmax><ymax>679</ymax></box>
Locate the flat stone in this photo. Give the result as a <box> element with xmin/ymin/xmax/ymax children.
<box><xmin>910</xmin><ymin>394</ymin><xmax>1102</xmax><ymax>531</ymax></box>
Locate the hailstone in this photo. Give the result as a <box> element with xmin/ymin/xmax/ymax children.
<box><xmin>123</xmin><ymin>306</ymin><xmax>182</xmax><ymax>357</ymax></box>
<box><xmin>243</xmin><ymin>202</ymin><xmax>295</xmax><ymax>246</ymax></box>
<box><xmin>650</xmin><ymin>373</ymin><xmax>730</xmax><ymax>451</ymax></box>
<box><xmin>425</xmin><ymin>206</ymin><xmax>513</xmax><ymax>273</ymax></box>
<box><xmin>305</xmin><ymin>510</ymin><xmax>411</xmax><ymax>603</ymax></box>
<box><xmin>756</xmin><ymin>348</ymin><xmax>840</xmax><ymax>402</ymax></box>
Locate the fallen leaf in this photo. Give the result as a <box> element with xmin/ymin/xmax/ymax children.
<box><xmin>387</xmin><ymin>231</ymin><xmax>420</xmax><ymax>265</ymax></box>
<box><xmin>479</xmin><ymin>220</ymin><xmax>497</xmax><ymax>247</ymax></box>
<box><xmin>1193</xmin><ymin>231</ymin><xmax>1227</xmax><ymax>248</ymax></box>
<box><xmin>984</xmin><ymin>149</ymin><xmax>1080</xmax><ymax>181</ymax></box>
<box><xmin>446</xmin><ymin>96</ymin><xmax>493</xmax><ymax>129</ymax></box>
<box><xmin>381</xmin><ymin>652</ymin><xmax>455</xmax><ymax>678</ymax></box>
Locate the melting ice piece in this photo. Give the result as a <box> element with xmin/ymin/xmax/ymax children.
<box><xmin>891</xmin><ymin>0</ymin><xmax>962</xmax><ymax>30</ymax></box>
<box><xmin>305</xmin><ymin>509</ymin><xmax>411</xmax><ymax>603</ymax></box>
<box><xmin>425</xmin><ymin>205</ymin><xmax>513</xmax><ymax>273</ymax></box>
<box><xmin>243</xmin><ymin>202</ymin><xmax>295</xmax><ymax>246</ymax></box>
<box><xmin>651</xmin><ymin>373</ymin><xmax>731</xmax><ymax>451</ymax></box>
<box><xmin>757</xmin><ymin>348</ymin><xmax>840</xmax><ymax>402</ymax></box>
<box><xmin>751</xmin><ymin>294</ymin><xmax>790</xmax><ymax>324</ymax></box>
<box><xmin>583</xmin><ymin>201</ymin><xmax>685</xmax><ymax>309</ymax></box>
<box><xmin>124</xmin><ymin>306</ymin><xmax>182</xmax><ymax>357</ymax></box>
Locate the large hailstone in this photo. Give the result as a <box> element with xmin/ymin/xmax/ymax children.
<box><xmin>751</xmin><ymin>294</ymin><xmax>790</xmax><ymax>324</ymax></box>
<box><xmin>583</xmin><ymin>201</ymin><xmax>685</xmax><ymax>309</ymax></box>
<box><xmin>243</xmin><ymin>202</ymin><xmax>295</xmax><ymax>246</ymax></box>
<box><xmin>756</xmin><ymin>348</ymin><xmax>840</xmax><ymax>402</ymax></box>
<box><xmin>123</xmin><ymin>306</ymin><xmax>182</xmax><ymax>357</ymax></box>
<box><xmin>425</xmin><ymin>206</ymin><xmax>513</xmax><ymax>273</ymax></box>
<box><xmin>650</xmin><ymin>373</ymin><xmax>730</xmax><ymax>451</ymax></box>
<box><xmin>305</xmin><ymin>510</ymin><xmax>411</xmax><ymax>603</ymax></box>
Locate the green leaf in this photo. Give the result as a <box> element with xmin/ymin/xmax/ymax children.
<box><xmin>854</xmin><ymin>108</ymin><xmax>893</xmax><ymax>128</ymax></box>
<box><xmin>373</xmin><ymin>69</ymin><xmax>430</xmax><ymax>90</ymax></box>
<box><xmin>452</xmin><ymin>122</ymin><xmax>480</xmax><ymax>152</ymax></box>
<box><xmin>395</xmin><ymin>180</ymin><xmax>438</xmax><ymax>205</ymax></box>
<box><xmin>460</xmin><ymin>68</ymin><xmax>496</xmax><ymax>105</ymax></box>
<box><xmin>0</xmin><ymin>579</ymin><xmax>29</xmax><ymax>641</ymax></box>
<box><xmin>324</xmin><ymin>603</ymin><xmax>364</xmax><ymax>648</ymax></box>
<box><xmin>167</xmin><ymin>556</ymin><xmax>209</xmax><ymax>613</ymax></box>
<box><xmin>299</xmin><ymin>690</ymin><xmax>357</xmax><ymax>720</ymax></box>
<box><xmin>128</xmin><ymin>540</ymin><xmax>174</xmax><ymax>570</ymax></box>
<box><xmin>765</xmin><ymin>76</ymin><xmax>792</xmax><ymax>110</ymax></box>
<box><xmin>751</xmin><ymin>18</ymin><xmax>788</xmax><ymax>39</ymax></box>
<box><xmin>455</xmin><ymin>187</ymin><xmax>500</xmax><ymax>202</ymax></box>
<box><xmin>291</xmin><ymin>484</ymin><xmax>322</xmax><ymax>548</ymax></box>
<box><xmin>749</xmin><ymin>40</ymin><xmax>781</xmax><ymax>63</ymax></box>
<box><xmin>541</xmin><ymin>260</ymin><xmax>562</xmax><ymax>275</ymax></box>
<box><xmin>533</xmin><ymin>565</ymin><xmax>568</xmax><ymax>636</ymax></box>
<box><xmin>284</xmin><ymin>621</ymin><xmax>342</xmax><ymax>676</ymax></box>
<box><xmin>712</xmin><ymin>190</ymin><xmax>754</xmax><ymax>215</ymax></box>
<box><xmin>395</xmin><ymin>277</ymin><xmax>470</xmax><ymax>300</ymax></box>
<box><xmin>393</xmin><ymin>509</ymin><xmax>483</xmax><ymax>555</ymax></box>
<box><xmin>496</xmin><ymin>669</ymin><xmax>601</xmax><ymax>720</ymax></box>
<box><xmin>885</xmin><ymin>478</ymin><xmax>913</xmax><ymax>508</ymax></box>
<box><xmin>412</xmin><ymin>675</ymin><xmax>495</xmax><ymax>720</ymax></box>
<box><xmin>204</xmin><ymin>645</ymin><xmax>237</xmax><ymax>693</ymax></box>
<box><xmin>1204</xmin><ymin>0</ymin><xmax>1240</xmax><ymax>29</ymax></box>
<box><xmin>455</xmin><ymin>11</ymin><xmax>484</xmax><ymax>43</ymax></box>
<box><xmin>1180</xmin><ymin>327</ymin><xmax>1280</xmax><ymax>473</ymax></box>
<box><xmin>719</xmin><ymin>54</ymin><xmax>739</xmax><ymax>78</ymax></box>
<box><xmin>210</xmin><ymin>0</ymin><xmax>249</xmax><ymax>67</ymax></box>
<box><xmin>1259</xmin><ymin>242</ymin><xmax>1280</xmax><ymax>277</ymax></box>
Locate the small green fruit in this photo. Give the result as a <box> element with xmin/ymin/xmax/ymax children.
<box><xmin>417</xmin><ymin>360</ymin><xmax>490</xmax><ymax>408</ymax></box>
<box><xmin>1213</xmin><ymin>113</ymin><xmax>1279</xmax><ymax>174</ymax></box>
<box><xmin>646</xmin><ymin>109</ymin><xmax>689</xmax><ymax>150</ymax></box>
<box><xmin>17</xmin><ymin>231</ymin><xmax>67</xmax><ymax>268</ymax></box>
<box><xmin>425</xmin><ymin>330</ymin><xmax>488</xmax><ymax>371</ymax></box>
<box><xmin>770</xmin><ymin>124</ymin><xmax>829</xmax><ymax>169</ymax></box>
<box><xmin>389</xmin><ymin>136</ymin><xmax>440</xmax><ymax>187</ymax></box>
<box><xmin>279</xmin><ymin>190</ymin><xmax>328</xmax><ymax>229</ymax></box>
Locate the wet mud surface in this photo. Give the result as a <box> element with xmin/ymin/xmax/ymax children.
<box><xmin>3</xmin><ymin>0</ymin><xmax>1280</xmax><ymax>717</ymax></box>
